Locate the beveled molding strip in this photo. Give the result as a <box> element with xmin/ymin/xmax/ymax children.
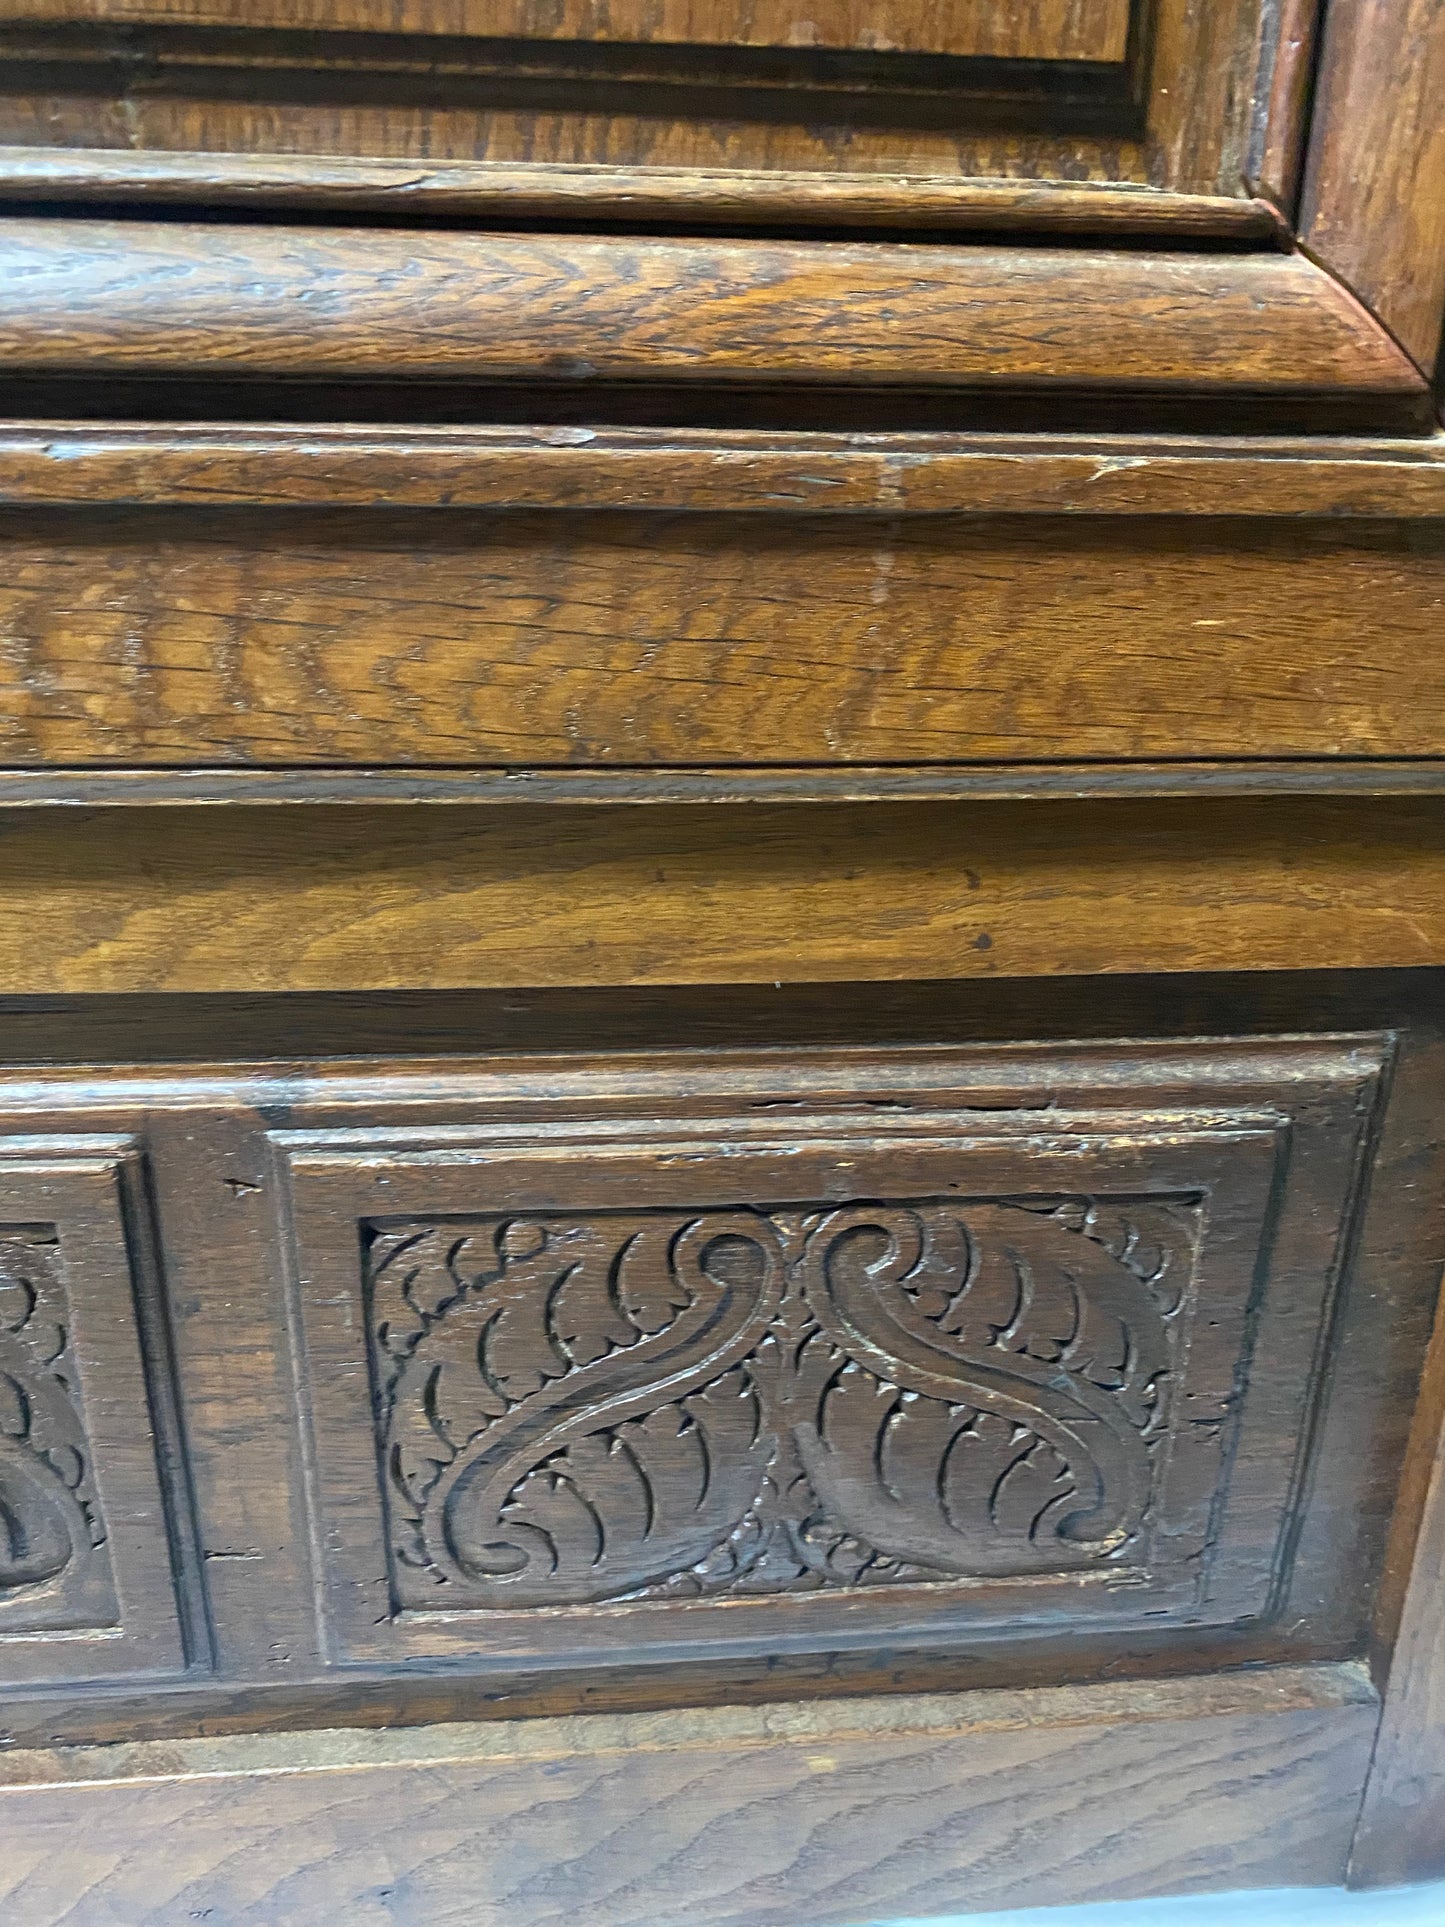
<box><xmin>3</xmin><ymin>763</ymin><xmax>1445</xmax><ymax>810</ymax></box>
<box><xmin>0</xmin><ymin>1663</ymin><xmax>1376</xmax><ymax>1791</ymax></box>
<box><xmin>0</xmin><ymin>218</ymin><xmax>1423</xmax><ymax>397</ymax></box>
<box><xmin>0</xmin><ymin>1667</ymin><xmax>1379</xmax><ymax>1925</ymax></box>
<box><xmin>0</xmin><ymin>148</ymin><xmax>1289</xmax><ymax>241</ymax></box>
<box><xmin>3</xmin><ymin>423</ymin><xmax>1444</xmax><ymax>515</ymax></box>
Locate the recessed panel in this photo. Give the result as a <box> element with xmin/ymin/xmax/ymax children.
<box><xmin>0</xmin><ymin>0</ymin><xmax>1266</xmax><ymax>211</ymax></box>
<box><xmin>2</xmin><ymin>0</ymin><xmax>1136</xmax><ymax>59</ymax></box>
<box><xmin>282</xmin><ymin>1039</ymin><xmax>1384</xmax><ymax>1672</ymax></box>
<box><xmin>0</xmin><ymin>1139</ymin><xmax>188</xmax><ymax>1684</ymax></box>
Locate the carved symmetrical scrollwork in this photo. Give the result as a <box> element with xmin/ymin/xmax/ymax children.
<box><xmin>0</xmin><ymin>1230</ymin><xmax>106</xmax><ymax>1602</ymax></box>
<box><xmin>367</xmin><ymin>1195</ymin><xmax>1197</xmax><ymax>1611</ymax></box>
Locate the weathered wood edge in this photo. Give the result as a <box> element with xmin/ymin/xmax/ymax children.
<box><xmin>1350</xmin><ymin>1271</ymin><xmax>1445</xmax><ymax>1887</ymax></box>
<box><xmin>3</xmin><ymin>424</ymin><xmax>1444</xmax><ymax>513</ymax></box>
<box><xmin>1248</xmin><ymin>0</ymin><xmax>1322</xmax><ymax>218</ymax></box>
<box><xmin>1300</xmin><ymin>0</ymin><xmax>1445</xmax><ymax>378</ymax></box>
<box><xmin>0</xmin><ymin>147</ymin><xmax>1290</xmax><ymax>240</ymax></box>
<box><xmin>0</xmin><ymin>1663</ymin><xmax>1381</xmax><ymax>1924</ymax></box>
<box><xmin>2</xmin><ymin>763</ymin><xmax>1445</xmax><ymax>810</ymax></box>
<box><xmin>0</xmin><ymin>1661</ymin><xmax>1376</xmax><ymax>1790</ymax></box>
<box><xmin>0</xmin><ymin>220</ymin><xmax>1423</xmax><ymax>396</ymax></box>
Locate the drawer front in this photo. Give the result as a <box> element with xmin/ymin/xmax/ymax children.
<box><xmin>0</xmin><ymin>506</ymin><xmax>1442</xmax><ymax>766</ymax></box>
<box><xmin>0</xmin><ymin>982</ymin><xmax>1434</xmax><ymax>1741</ymax></box>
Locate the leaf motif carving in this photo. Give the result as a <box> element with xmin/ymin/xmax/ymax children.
<box><xmin>795</xmin><ymin>1204</ymin><xmax>1160</xmax><ymax>1555</ymax></box>
<box><xmin>368</xmin><ymin>1192</ymin><xmax>1197</xmax><ymax>1611</ymax></box>
<box><xmin>0</xmin><ymin>1234</ymin><xmax>101</xmax><ymax>1599</ymax></box>
<box><xmin>449</xmin><ymin>1368</ymin><xmax>772</xmax><ymax>1605</ymax></box>
<box><xmin>371</xmin><ymin>1211</ymin><xmax>786</xmax><ymax>1604</ymax></box>
<box><xmin>0</xmin><ymin>1437</ymin><xmax>88</xmax><ymax>1590</ymax></box>
<box><xmin>780</xmin><ymin>1331</ymin><xmax>1079</xmax><ymax>1577</ymax></box>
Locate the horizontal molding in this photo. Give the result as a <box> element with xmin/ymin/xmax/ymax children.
<box><xmin>2</xmin><ymin>424</ymin><xmax>1442</xmax><ymax>514</ymax></box>
<box><xmin>0</xmin><ymin>148</ymin><xmax>1288</xmax><ymax>239</ymax></box>
<box><xmin>0</xmin><ymin>219</ymin><xmax>1423</xmax><ymax>395</ymax></box>
<box><xmin>1</xmin><ymin>762</ymin><xmax>1444</xmax><ymax>809</ymax></box>
<box><xmin>0</xmin><ymin>461</ymin><xmax>1440</xmax><ymax>767</ymax></box>
<box><xmin>0</xmin><ymin>1662</ymin><xmax>1375</xmax><ymax>1790</ymax></box>
<box><xmin>0</xmin><ymin>1667</ymin><xmax>1376</xmax><ymax>1921</ymax></box>
<box><xmin>1</xmin><ymin>796</ymin><xmax>1443</xmax><ymax>987</ymax></box>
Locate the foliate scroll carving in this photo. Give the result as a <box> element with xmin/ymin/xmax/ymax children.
<box><xmin>367</xmin><ymin>1195</ymin><xmax>1198</xmax><ymax>1612</ymax></box>
<box><xmin>0</xmin><ymin>1228</ymin><xmax>111</xmax><ymax>1611</ymax></box>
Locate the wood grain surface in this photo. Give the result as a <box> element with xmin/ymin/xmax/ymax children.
<box><xmin>0</xmin><ymin>0</ymin><xmax>1133</xmax><ymax>58</ymax></box>
<box><xmin>0</xmin><ymin>220</ymin><xmax>1422</xmax><ymax>395</ymax></box>
<box><xmin>0</xmin><ymin>150</ymin><xmax>1288</xmax><ymax>238</ymax></box>
<box><xmin>0</xmin><ymin>799</ymin><xmax>1441</xmax><ymax>989</ymax></box>
<box><xmin>0</xmin><ymin>504</ymin><xmax>1440</xmax><ymax>767</ymax></box>
<box><xmin>1250</xmin><ymin>0</ymin><xmax>1320</xmax><ymax>214</ymax></box>
<box><xmin>1351</xmin><ymin>1283</ymin><xmax>1445</xmax><ymax>1887</ymax></box>
<box><xmin>1</xmin><ymin>424</ymin><xmax>1440</xmax><ymax>515</ymax></box>
<box><xmin>0</xmin><ymin>0</ymin><xmax>1278</xmax><ymax>201</ymax></box>
<box><xmin>0</xmin><ymin>1666</ymin><xmax>1381</xmax><ymax>1927</ymax></box>
<box><xmin>1302</xmin><ymin>0</ymin><xmax>1445</xmax><ymax>376</ymax></box>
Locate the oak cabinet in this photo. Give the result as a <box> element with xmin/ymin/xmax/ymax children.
<box><xmin>0</xmin><ymin>0</ymin><xmax>1441</xmax><ymax>1921</ymax></box>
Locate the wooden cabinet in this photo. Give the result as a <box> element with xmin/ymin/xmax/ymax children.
<box><xmin>0</xmin><ymin>0</ymin><xmax>1440</xmax><ymax>1922</ymax></box>
<box><xmin>0</xmin><ymin>0</ymin><xmax>1301</xmax><ymax>214</ymax></box>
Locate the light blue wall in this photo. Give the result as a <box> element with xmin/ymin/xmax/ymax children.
<box><xmin>875</xmin><ymin>1884</ymin><xmax>1445</xmax><ymax>1927</ymax></box>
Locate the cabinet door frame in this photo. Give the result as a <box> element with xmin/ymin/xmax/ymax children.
<box><xmin>0</xmin><ymin>0</ymin><xmax>1439</xmax><ymax>402</ymax></box>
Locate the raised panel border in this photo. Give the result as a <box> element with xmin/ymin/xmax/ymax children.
<box><xmin>288</xmin><ymin>1127</ymin><xmax>1281</xmax><ymax>1663</ymax></box>
<box><xmin>0</xmin><ymin>0</ymin><xmax>1297</xmax><ymax>231</ymax></box>
<box><xmin>0</xmin><ymin>147</ymin><xmax>1285</xmax><ymax>239</ymax></box>
<box><xmin>0</xmin><ymin>1134</ymin><xmax>191</xmax><ymax>1685</ymax></box>
<box><xmin>275</xmin><ymin>1038</ymin><xmax>1386</xmax><ymax>1677</ymax></box>
<box><xmin>0</xmin><ymin>220</ymin><xmax>1421</xmax><ymax>399</ymax></box>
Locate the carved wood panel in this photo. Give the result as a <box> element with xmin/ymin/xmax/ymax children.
<box><xmin>0</xmin><ymin>1008</ymin><xmax>1408</xmax><ymax>1739</ymax></box>
<box><xmin>367</xmin><ymin>1196</ymin><xmax>1201</xmax><ymax>1609</ymax></box>
<box><xmin>0</xmin><ymin>1137</ymin><xmax>189</xmax><ymax>1683</ymax></box>
<box><xmin>282</xmin><ymin>1038</ymin><xmax>1387</xmax><ymax>1670</ymax></box>
<box><xmin>0</xmin><ymin>1224</ymin><xmax>113</xmax><ymax>1625</ymax></box>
